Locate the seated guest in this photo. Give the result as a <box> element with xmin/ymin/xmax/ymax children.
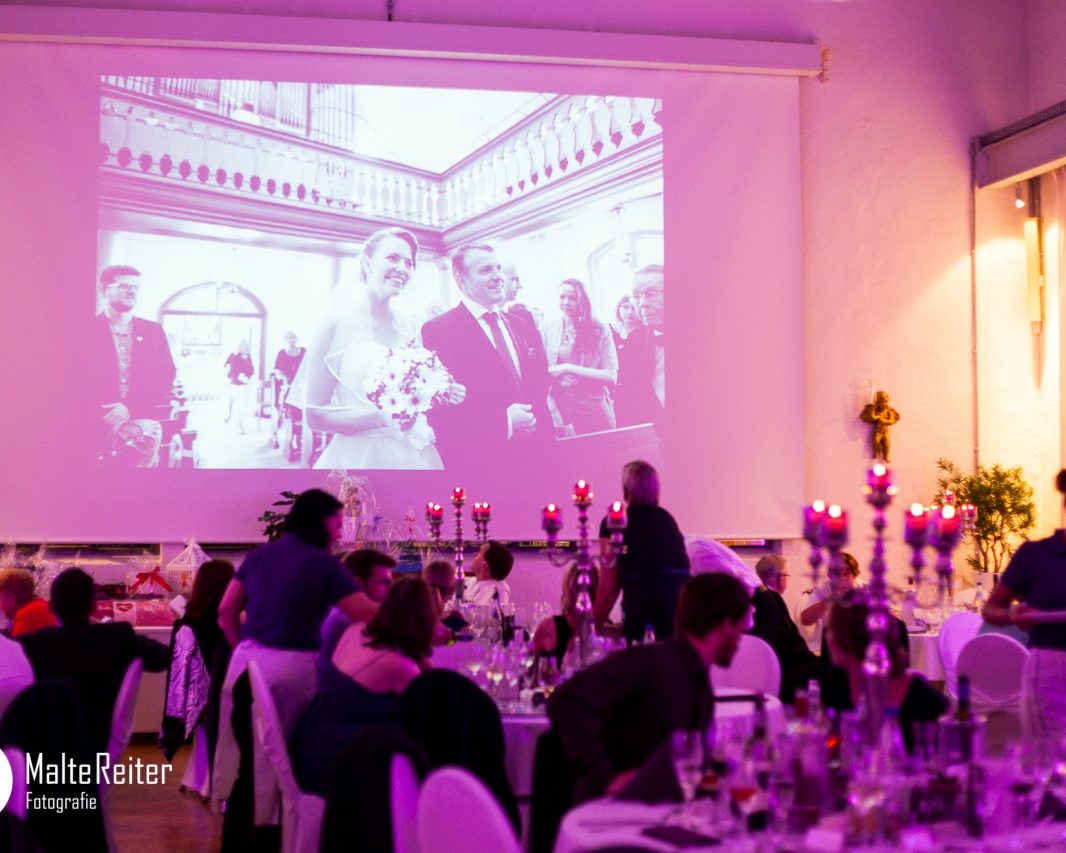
<box><xmin>423</xmin><ymin>559</ymin><xmax>465</xmax><ymax>640</ymax></box>
<box><xmin>318</xmin><ymin>549</ymin><xmax>396</xmax><ymax>673</ymax></box>
<box><xmin>799</xmin><ymin>551</ymin><xmax>861</xmax><ymax>650</ymax></box>
<box><xmin>595</xmin><ymin>460</ymin><xmax>689</xmax><ymax>643</ymax></box>
<box><xmin>821</xmin><ymin>591</ymin><xmax>947</xmax><ymax>753</ymax></box>
<box><xmin>466</xmin><ymin>541</ymin><xmax>514</xmax><ymax>608</ymax></box>
<box><xmin>533</xmin><ymin>562</ymin><xmax>600</xmax><ymax>667</ymax></box>
<box><xmin>548</xmin><ymin>573</ymin><xmax>751</xmax><ymax>802</ymax></box>
<box><xmin>0</xmin><ymin>632</ymin><xmax>33</xmax><ymax>718</ymax></box>
<box><xmin>423</xmin><ymin>559</ymin><xmax>457</xmax><ymax>609</ymax></box>
<box><xmin>292</xmin><ymin>576</ymin><xmax>436</xmax><ymax>795</ymax></box>
<box><xmin>750</xmin><ymin>555</ymin><xmax>820</xmax><ymax>703</ymax></box>
<box><xmin>19</xmin><ymin>568</ymin><xmax>169</xmax><ymax>750</ymax></box>
<box><xmin>160</xmin><ymin>559</ymin><xmax>235</xmax><ymax>762</ymax></box>
<box><xmin>0</xmin><ymin>568</ymin><xmax>56</xmax><ymax>637</ymax></box>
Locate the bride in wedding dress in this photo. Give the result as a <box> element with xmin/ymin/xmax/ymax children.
<box><xmin>302</xmin><ymin>227</ymin><xmax>464</xmax><ymax>470</ymax></box>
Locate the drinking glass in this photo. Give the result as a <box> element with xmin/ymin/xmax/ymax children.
<box><xmin>672</xmin><ymin>730</ymin><xmax>705</xmax><ymax>826</ymax></box>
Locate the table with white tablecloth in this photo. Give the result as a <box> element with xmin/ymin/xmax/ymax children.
<box><xmin>555</xmin><ymin>798</ymin><xmax>1066</xmax><ymax>853</ymax></box>
<box><xmin>907</xmin><ymin>630</ymin><xmax>944</xmax><ymax>682</ymax></box>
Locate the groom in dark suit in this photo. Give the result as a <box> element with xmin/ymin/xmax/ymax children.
<box><xmin>421</xmin><ymin>243</ymin><xmax>551</xmax><ymax>468</ymax></box>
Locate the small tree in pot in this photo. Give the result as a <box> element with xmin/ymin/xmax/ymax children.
<box><xmin>934</xmin><ymin>459</ymin><xmax>1036</xmax><ymax>575</ymax></box>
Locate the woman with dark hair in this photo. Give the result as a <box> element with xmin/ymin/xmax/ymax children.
<box><xmin>159</xmin><ymin>559</ymin><xmax>234</xmax><ymax>773</ymax></box>
<box><xmin>983</xmin><ymin>468</ymin><xmax>1066</xmax><ymax>740</ymax></box>
<box><xmin>822</xmin><ymin>591</ymin><xmax>947</xmax><ymax>752</ymax></box>
<box><xmin>214</xmin><ymin>489</ymin><xmax>365</xmax><ymax>848</ymax></box>
<box><xmin>541</xmin><ymin>278</ymin><xmax>618</xmax><ymax>435</ymax></box>
<box><xmin>291</xmin><ymin>576</ymin><xmax>437</xmax><ymax>794</ymax></box>
<box><xmin>534</xmin><ymin>562</ymin><xmax>600</xmax><ymax>667</ymax></box>
<box><xmin>594</xmin><ymin>460</ymin><xmax>690</xmax><ymax>643</ymax></box>
<box><xmin>301</xmin><ymin>227</ymin><xmax>463</xmax><ymax>470</ymax></box>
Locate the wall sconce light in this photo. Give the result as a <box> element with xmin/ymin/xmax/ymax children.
<box><xmin>1015</xmin><ymin>184</ymin><xmax>1026</xmax><ymax>209</ymax></box>
<box><xmin>1024</xmin><ymin>176</ymin><xmax>1044</xmax><ymax>335</ymax></box>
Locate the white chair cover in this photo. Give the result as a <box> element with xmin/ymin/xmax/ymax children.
<box><xmin>417</xmin><ymin>767</ymin><xmax>520</xmax><ymax>853</ymax></box>
<box><xmin>3</xmin><ymin>747</ymin><xmax>25</xmax><ymax>820</ymax></box>
<box><xmin>953</xmin><ymin>588</ymin><xmax>978</xmax><ymax>608</ymax></box>
<box><xmin>213</xmin><ymin>640</ymin><xmax>317</xmax><ymax>821</ymax></box>
<box><xmin>956</xmin><ymin>633</ymin><xmax>1029</xmax><ymax>715</ymax></box>
<box><xmin>103</xmin><ymin>659</ymin><xmax>143</xmax><ymax>852</ymax></box>
<box><xmin>685</xmin><ymin>537</ymin><xmax>761</xmax><ymax>592</ymax></box>
<box><xmin>247</xmin><ymin>661</ymin><xmax>325</xmax><ymax>853</ymax></box>
<box><xmin>937</xmin><ymin>612</ymin><xmax>982</xmax><ymax>700</ymax></box>
<box><xmin>108</xmin><ymin>659</ymin><xmax>144</xmax><ymax>764</ymax></box>
<box><xmin>710</xmin><ymin>634</ymin><xmax>781</xmax><ymax>698</ymax></box>
<box><xmin>180</xmin><ymin>723</ymin><xmax>211</xmax><ymax>799</ymax></box>
<box><xmin>391</xmin><ymin>752</ymin><xmax>420</xmax><ymax>853</ymax></box>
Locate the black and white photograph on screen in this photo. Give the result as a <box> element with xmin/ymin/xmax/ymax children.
<box><xmin>97</xmin><ymin>78</ymin><xmax>663</xmax><ymax>470</ymax></box>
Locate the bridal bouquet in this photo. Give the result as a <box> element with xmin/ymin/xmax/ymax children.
<box><xmin>363</xmin><ymin>343</ymin><xmax>453</xmax><ymax>448</ymax></box>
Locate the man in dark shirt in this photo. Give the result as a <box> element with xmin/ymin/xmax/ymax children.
<box><xmin>20</xmin><ymin>568</ymin><xmax>170</xmax><ymax>751</ymax></box>
<box><xmin>548</xmin><ymin>572</ymin><xmax>751</xmax><ymax>802</ymax></box>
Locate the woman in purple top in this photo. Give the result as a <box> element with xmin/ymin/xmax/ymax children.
<box><xmin>983</xmin><ymin>469</ymin><xmax>1066</xmax><ymax>741</ymax></box>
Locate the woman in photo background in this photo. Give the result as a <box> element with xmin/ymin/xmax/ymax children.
<box><xmin>611</xmin><ymin>293</ymin><xmax>641</xmax><ymax>354</ymax></box>
<box><xmin>223</xmin><ymin>339</ymin><xmax>254</xmax><ymax>434</ymax></box>
<box><xmin>299</xmin><ymin>227</ymin><xmax>463</xmax><ymax>470</ymax></box>
<box><xmin>541</xmin><ymin>278</ymin><xmax>618</xmax><ymax>436</ymax></box>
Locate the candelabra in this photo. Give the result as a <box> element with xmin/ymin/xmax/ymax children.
<box><xmin>861</xmin><ymin>462</ymin><xmax>896</xmax><ymax>736</ymax></box>
<box><xmin>805</xmin><ymin>463</ymin><xmax>970</xmax><ymax>743</ymax></box>
<box><xmin>541</xmin><ymin>480</ymin><xmax>626</xmax><ymax>668</ymax></box>
<box><xmin>425</xmin><ymin>486</ymin><xmax>490</xmax><ymax>602</ymax></box>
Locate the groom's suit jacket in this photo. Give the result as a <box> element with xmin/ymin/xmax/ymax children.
<box><xmin>421</xmin><ymin>303</ymin><xmax>551</xmax><ymax>468</ymax></box>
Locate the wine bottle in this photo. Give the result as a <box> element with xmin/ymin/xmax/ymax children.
<box><xmin>952</xmin><ymin>675</ymin><xmax>977</xmax><ymax>762</ymax></box>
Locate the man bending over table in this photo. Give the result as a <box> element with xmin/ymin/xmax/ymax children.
<box><xmin>547</xmin><ymin>572</ymin><xmax>751</xmax><ymax>802</ymax></box>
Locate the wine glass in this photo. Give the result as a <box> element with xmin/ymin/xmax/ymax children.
<box><xmin>671</xmin><ymin>730</ymin><xmax>705</xmax><ymax>826</ymax></box>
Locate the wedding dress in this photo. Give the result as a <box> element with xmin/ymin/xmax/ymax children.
<box><xmin>300</xmin><ymin>285</ymin><xmax>445</xmax><ymax>473</ymax></box>
<box><xmin>313</xmin><ymin>337</ymin><xmax>444</xmax><ymax>470</ymax></box>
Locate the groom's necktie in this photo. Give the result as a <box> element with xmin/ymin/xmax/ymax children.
<box><xmin>482</xmin><ymin>311</ymin><xmax>522</xmax><ymax>389</ymax></box>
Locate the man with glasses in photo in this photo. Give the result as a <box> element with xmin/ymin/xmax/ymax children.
<box><xmin>90</xmin><ymin>265</ymin><xmax>176</xmax><ymax>467</ymax></box>
<box><xmin>614</xmin><ymin>264</ymin><xmax>664</xmax><ymax>427</ymax></box>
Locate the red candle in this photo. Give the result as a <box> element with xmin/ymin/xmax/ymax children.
<box><xmin>573</xmin><ymin>480</ymin><xmax>592</xmax><ymax>502</ymax></box>
<box><xmin>866</xmin><ymin>462</ymin><xmax>892</xmax><ymax>491</ymax></box>
<box><xmin>542</xmin><ymin>503</ymin><xmax>563</xmax><ymax>533</ymax></box>
<box><xmin>803</xmin><ymin>500</ymin><xmax>826</xmax><ymax>543</ymax></box>
<box><xmin>820</xmin><ymin>504</ymin><xmax>848</xmax><ymax>548</ymax></box>
<box><xmin>480</xmin><ymin>501</ymin><xmax>492</xmax><ymax>521</ymax></box>
<box><xmin>451</xmin><ymin>486</ymin><xmax>466</xmax><ymax>506</ymax></box>
<box><xmin>943</xmin><ymin>490</ymin><xmax>955</xmax><ymax>506</ymax></box>
<box><xmin>607</xmin><ymin>500</ymin><xmax>626</xmax><ymax>530</ymax></box>
<box><xmin>425</xmin><ymin>501</ymin><xmax>436</xmax><ymax>521</ymax></box>
<box><xmin>904</xmin><ymin>503</ymin><xmax>928</xmax><ymax>548</ymax></box>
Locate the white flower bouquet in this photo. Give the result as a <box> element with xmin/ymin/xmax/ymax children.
<box><xmin>363</xmin><ymin>343</ymin><xmax>454</xmax><ymax>448</ymax></box>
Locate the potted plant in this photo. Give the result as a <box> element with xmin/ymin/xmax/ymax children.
<box><xmin>933</xmin><ymin>459</ymin><xmax>1036</xmax><ymax>586</ymax></box>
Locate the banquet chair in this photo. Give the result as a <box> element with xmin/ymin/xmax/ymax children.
<box><xmin>4</xmin><ymin>747</ymin><xmax>27</xmax><ymax>820</ymax></box>
<box><xmin>247</xmin><ymin>661</ymin><xmax>325</xmax><ymax>853</ymax></box>
<box><xmin>417</xmin><ymin>767</ymin><xmax>521</xmax><ymax>853</ymax></box>
<box><xmin>953</xmin><ymin>588</ymin><xmax>978</xmax><ymax>608</ymax></box>
<box><xmin>103</xmin><ymin>659</ymin><xmax>143</xmax><ymax>853</ymax></box>
<box><xmin>937</xmin><ymin>611</ymin><xmax>982</xmax><ymax>700</ymax></box>
<box><xmin>711</xmin><ymin>634</ymin><xmax>781</xmax><ymax>696</ymax></box>
<box><xmin>391</xmin><ymin>752</ymin><xmax>421</xmax><ymax>853</ymax></box>
<box><xmin>179</xmin><ymin>722</ymin><xmax>211</xmax><ymax>800</ymax></box>
<box><xmin>956</xmin><ymin>633</ymin><xmax>1028</xmax><ymax>715</ymax></box>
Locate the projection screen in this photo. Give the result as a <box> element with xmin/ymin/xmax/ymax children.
<box><xmin>0</xmin><ymin>24</ymin><xmax>805</xmax><ymax>542</ymax></box>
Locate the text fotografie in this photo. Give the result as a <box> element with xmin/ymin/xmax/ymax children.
<box><xmin>27</xmin><ymin>753</ymin><xmax>173</xmax><ymax>786</ymax></box>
